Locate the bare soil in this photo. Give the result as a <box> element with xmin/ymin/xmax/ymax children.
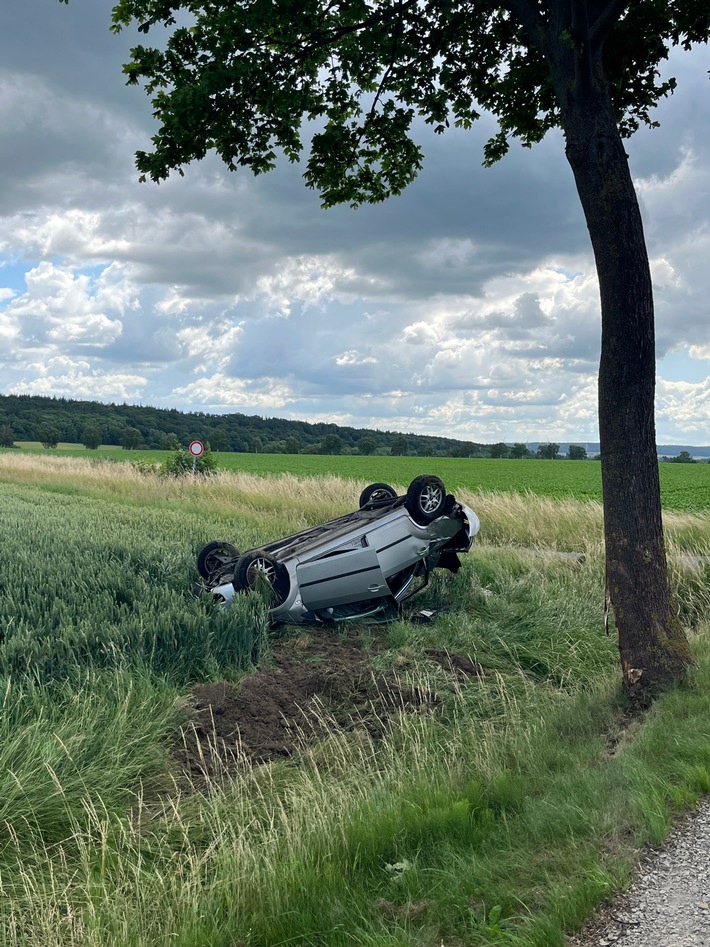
<box><xmin>176</xmin><ymin>630</ymin><xmax>483</xmax><ymax>781</ymax></box>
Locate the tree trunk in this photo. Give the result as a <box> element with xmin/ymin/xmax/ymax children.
<box><xmin>558</xmin><ymin>79</ymin><xmax>692</xmax><ymax>697</ymax></box>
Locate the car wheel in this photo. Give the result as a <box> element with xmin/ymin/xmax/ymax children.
<box><xmin>233</xmin><ymin>552</ymin><xmax>290</xmax><ymax>605</ymax></box>
<box><xmin>197</xmin><ymin>540</ymin><xmax>240</xmax><ymax>580</ymax></box>
<box><xmin>359</xmin><ymin>482</ymin><xmax>397</xmax><ymax>508</ymax></box>
<box><xmin>405</xmin><ymin>475</ymin><xmax>447</xmax><ymax>524</ymax></box>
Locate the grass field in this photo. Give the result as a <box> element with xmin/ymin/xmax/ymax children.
<box><xmin>2</xmin><ymin>451</ymin><xmax>710</xmax><ymax>946</ymax></box>
<box><xmin>8</xmin><ymin>442</ymin><xmax>710</xmax><ymax>511</ymax></box>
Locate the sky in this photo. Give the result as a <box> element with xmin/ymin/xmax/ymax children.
<box><xmin>0</xmin><ymin>1</ymin><xmax>709</xmax><ymax>444</ymax></box>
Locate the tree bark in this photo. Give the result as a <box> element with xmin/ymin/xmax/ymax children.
<box><xmin>554</xmin><ymin>70</ymin><xmax>692</xmax><ymax>697</ymax></box>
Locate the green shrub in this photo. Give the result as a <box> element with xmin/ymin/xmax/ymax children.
<box><xmin>161</xmin><ymin>445</ymin><xmax>218</xmax><ymax>477</ymax></box>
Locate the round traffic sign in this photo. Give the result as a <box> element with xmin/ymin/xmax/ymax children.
<box><xmin>189</xmin><ymin>440</ymin><xmax>204</xmax><ymax>457</ymax></box>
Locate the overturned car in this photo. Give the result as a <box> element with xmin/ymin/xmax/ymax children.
<box><xmin>195</xmin><ymin>474</ymin><xmax>480</xmax><ymax>625</ymax></box>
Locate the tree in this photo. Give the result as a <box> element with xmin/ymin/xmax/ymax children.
<box><xmin>209</xmin><ymin>427</ymin><xmax>232</xmax><ymax>452</ymax></box>
<box><xmin>320</xmin><ymin>433</ymin><xmax>344</xmax><ymax>454</ymax></box>
<box><xmin>490</xmin><ymin>442</ymin><xmax>510</xmax><ymax>459</ymax></box>
<box><xmin>144</xmin><ymin>426</ymin><xmax>164</xmax><ymax>449</ymax></box>
<box><xmin>40</xmin><ymin>426</ymin><xmax>60</xmax><ymax>450</ymax></box>
<box><xmin>510</xmin><ymin>443</ymin><xmax>530</xmax><ymax>459</ymax></box>
<box><xmin>120</xmin><ymin>426</ymin><xmax>143</xmax><ymax>450</ymax></box>
<box><xmin>669</xmin><ymin>450</ymin><xmax>697</xmax><ymax>464</ymax></box>
<box><xmin>159</xmin><ymin>432</ymin><xmax>182</xmax><ymax>451</ymax></box>
<box><xmin>0</xmin><ymin>425</ymin><xmax>16</xmax><ymax>448</ymax></box>
<box><xmin>390</xmin><ymin>435</ymin><xmax>408</xmax><ymax>456</ymax></box>
<box><xmin>537</xmin><ymin>443</ymin><xmax>560</xmax><ymax>461</ymax></box>
<box><xmin>567</xmin><ymin>444</ymin><xmax>588</xmax><ymax>461</ymax></box>
<box><xmin>82</xmin><ymin>425</ymin><xmax>102</xmax><ymax>450</ymax></box>
<box><xmin>109</xmin><ymin>1</ymin><xmax>709</xmax><ymax>695</ymax></box>
<box><xmin>284</xmin><ymin>436</ymin><xmax>301</xmax><ymax>455</ymax></box>
<box><xmin>448</xmin><ymin>441</ymin><xmax>478</xmax><ymax>459</ymax></box>
<box><xmin>357</xmin><ymin>436</ymin><xmax>376</xmax><ymax>455</ymax></box>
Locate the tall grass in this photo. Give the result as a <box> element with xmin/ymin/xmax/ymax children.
<box><xmin>5</xmin><ymin>634</ymin><xmax>710</xmax><ymax>947</ymax></box>
<box><xmin>4</xmin><ymin>451</ymin><xmax>710</xmax><ymax>551</ymax></box>
<box><xmin>7</xmin><ymin>446</ymin><xmax>710</xmax><ymax>511</ymax></box>
<box><xmin>1</xmin><ymin>454</ymin><xmax>710</xmax><ymax>946</ymax></box>
<box><xmin>0</xmin><ymin>486</ymin><xmax>269</xmax><ymax>683</ymax></box>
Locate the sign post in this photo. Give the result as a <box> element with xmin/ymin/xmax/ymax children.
<box><xmin>189</xmin><ymin>440</ymin><xmax>204</xmax><ymax>474</ymax></box>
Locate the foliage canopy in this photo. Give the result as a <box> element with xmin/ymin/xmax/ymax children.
<box><xmin>110</xmin><ymin>0</ymin><xmax>709</xmax><ymax>204</ymax></box>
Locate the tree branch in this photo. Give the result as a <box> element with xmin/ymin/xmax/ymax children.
<box><xmin>501</xmin><ymin>0</ymin><xmax>547</xmax><ymax>52</ymax></box>
<box><xmin>589</xmin><ymin>0</ymin><xmax>630</xmax><ymax>51</ymax></box>
<box><xmin>273</xmin><ymin>0</ymin><xmax>420</xmax><ymax>60</ymax></box>
<box><xmin>339</xmin><ymin>1</ymin><xmax>408</xmax><ymax>174</ymax></box>
<box><xmin>363</xmin><ymin>4</ymin><xmax>404</xmax><ymax>128</ymax></box>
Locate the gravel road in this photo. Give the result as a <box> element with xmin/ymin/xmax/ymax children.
<box><xmin>571</xmin><ymin>798</ymin><xmax>710</xmax><ymax>947</ymax></box>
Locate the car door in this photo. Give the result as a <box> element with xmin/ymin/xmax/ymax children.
<box><xmin>296</xmin><ymin>544</ymin><xmax>389</xmax><ymax>610</ymax></box>
<box><xmin>367</xmin><ymin>514</ymin><xmax>429</xmax><ymax>579</ymax></box>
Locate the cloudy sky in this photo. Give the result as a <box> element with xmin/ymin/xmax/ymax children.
<box><xmin>1</xmin><ymin>1</ymin><xmax>709</xmax><ymax>443</ymax></box>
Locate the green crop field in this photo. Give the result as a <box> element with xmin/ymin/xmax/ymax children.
<box><xmin>2</xmin><ymin>451</ymin><xmax>710</xmax><ymax>947</ymax></box>
<box><xmin>9</xmin><ymin>443</ymin><xmax>710</xmax><ymax>511</ymax></box>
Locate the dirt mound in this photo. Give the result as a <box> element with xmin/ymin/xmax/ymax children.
<box><xmin>177</xmin><ymin>631</ymin><xmax>456</xmax><ymax>782</ymax></box>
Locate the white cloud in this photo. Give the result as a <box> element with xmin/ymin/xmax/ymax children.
<box><xmin>1</xmin><ymin>262</ymin><xmax>123</xmax><ymax>349</ymax></box>
<box><xmin>251</xmin><ymin>255</ymin><xmax>364</xmax><ymax>316</ymax></box>
<box><xmin>173</xmin><ymin>373</ymin><xmax>296</xmax><ymax>410</ymax></box>
<box><xmin>688</xmin><ymin>345</ymin><xmax>710</xmax><ymax>361</ymax></box>
<box><xmin>15</xmin><ymin>355</ymin><xmax>147</xmax><ymax>401</ymax></box>
<box><xmin>334</xmin><ymin>350</ymin><xmax>377</xmax><ymax>367</ymax></box>
<box><xmin>402</xmin><ymin>321</ymin><xmax>442</xmax><ymax>346</ymax></box>
<box><xmin>175</xmin><ymin>322</ymin><xmax>244</xmax><ymax>372</ymax></box>
<box><xmin>656</xmin><ymin>377</ymin><xmax>710</xmax><ymax>437</ymax></box>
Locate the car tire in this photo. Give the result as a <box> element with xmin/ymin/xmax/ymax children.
<box><xmin>197</xmin><ymin>540</ymin><xmax>240</xmax><ymax>580</ymax></box>
<box><xmin>405</xmin><ymin>475</ymin><xmax>447</xmax><ymax>524</ymax></box>
<box><xmin>359</xmin><ymin>482</ymin><xmax>398</xmax><ymax>508</ymax></box>
<box><xmin>233</xmin><ymin>552</ymin><xmax>290</xmax><ymax>605</ymax></box>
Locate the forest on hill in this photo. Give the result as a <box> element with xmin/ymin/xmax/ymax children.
<box><xmin>0</xmin><ymin>393</ymin><xmax>488</xmax><ymax>457</ymax></box>
<box><xmin>2</xmin><ymin>395</ymin><xmax>704</xmax><ymax>461</ymax></box>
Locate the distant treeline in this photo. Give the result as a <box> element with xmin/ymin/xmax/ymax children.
<box><xmin>0</xmin><ymin>393</ymin><xmax>492</xmax><ymax>457</ymax></box>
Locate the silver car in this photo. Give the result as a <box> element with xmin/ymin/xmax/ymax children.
<box><xmin>195</xmin><ymin>475</ymin><xmax>480</xmax><ymax>625</ymax></box>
